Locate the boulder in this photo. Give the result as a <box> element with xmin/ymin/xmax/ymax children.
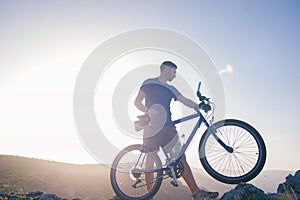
<box><xmin>286</xmin><ymin>171</ymin><xmax>300</xmax><ymax>193</ymax></box>
<box><xmin>276</xmin><ymin>170</ymin><xmax>300</xmax><ymax>199</ymax></box>
<box><xmin>28</xmin><ymin>191</ymin><xmax>43</xmax><ymax>196</ymax></box>
<box><xmin>0</xmin><ymin>193</ymin><xmax>8</xmax><ymax>198</ymax></box>
<box><xmin>39</xmin><ymin>194</ymin><xmax>62</xmax><ymax>200</ymax></box>
<box><xmin>220</xmin><ymin>182</ymin><xmax>270</xmax><ymax>200</ymax></box>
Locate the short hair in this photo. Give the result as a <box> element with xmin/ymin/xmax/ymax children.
<box><xmin>160</xmin><ymin>61</ymin><xmax>177</xmax><ymax>72</ymax></box>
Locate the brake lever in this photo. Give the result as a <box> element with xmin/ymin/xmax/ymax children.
<box><xmin>199</xmin><ymin>95</ymin><xmax>207</xmax><ymax>101</ymax></box>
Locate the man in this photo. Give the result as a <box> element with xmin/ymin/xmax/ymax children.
<box><xmin>134</xmin><ymin>61</ymin><xmax>219</xmax><ymax>200</ymax></box>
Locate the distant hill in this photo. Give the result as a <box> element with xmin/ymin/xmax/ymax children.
<box><xmin>0</xmin><ymin>155</ymin><xmax>193</xmax><ymax>199</ymax></box>
<box><xmin>0</xmin><ymin>155</ymin><xmax>113</xmax><ymax>199</ymax></box>
<box><xmin>0</xmin><ymin>155</ymin><xmax>295</xmax><ymax>199</ymax></box>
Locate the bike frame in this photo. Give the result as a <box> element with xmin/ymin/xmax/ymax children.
<box><xmin>140</xmin><ymin>109</ymin><xmax>232</xmax><ymax>176</ymax></box>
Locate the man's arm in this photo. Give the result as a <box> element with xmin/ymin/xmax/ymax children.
<box><xmin>134</xmin><ymin>89</ymin><xmax>160</xmax><ymax>117</ymax></box>
<box><xmin>134</xmin><ymin>89</ymin><xmax>149</xmax><ymax>113</ymax></box>
<box><xmin>177</xmin><ymin>95</ymin><xmax>198</xmax><ymax>109</ymax></box>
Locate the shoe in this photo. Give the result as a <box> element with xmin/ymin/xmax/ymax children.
<box><xmin>192</xmin><ymin>189</ymin><xmax>219</xmax><ymax>199</ymax></box>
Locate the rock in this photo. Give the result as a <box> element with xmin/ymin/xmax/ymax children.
<box><xmin>220</xmin><ymin>182</ymin><xmax>270</xmax><ymax>200</ymax></box>
<box><xmin>274</xmin><ymin>170</ymin><xmax>300</xmax><ymax>200</ymax></box>
<box><xmin>28</xmin><ymin>191</ymin><xmax>44</xmax><ymax>196</ymax></box>
<box><xmin>0</xmin><ymin>193</ymin><xmax>8</xmax><ymax>198</ymax></box>
<box><xmin>277</xmin><ymin>183</ymin><xmax>286</xmax><ymax>193</ymax></box>
<box><xmin>39</xmin><ymin>194</ymin><xmax>62</xmax><ymax>200</ymax></box>
<box><xmin>8</xmin><ymin>196</ymin><xmax>19</xmax><ymax>200</ymax></box>
<box><xmin>0</xmin><ymin>191</ymin><xmax>80</xmax><ymax>200</ymax></box>
<box><xmin>7</xmin><ymin>195</ymin><xmax>33</xmax><ymax>200</ymax></box>
<box><xmin>266</xmin><ymin>193</ymin><xmax>279</xmax><ymax>200</ymax></box>
<box><xmin>277</xmin><ymin>169</ymin><xmax>300</xmax><ymax>198</ymax></box>
<box><xmin>286</xmin><ymin>171</ymin><xmax>300</xmax><ymax>193</ymax></box>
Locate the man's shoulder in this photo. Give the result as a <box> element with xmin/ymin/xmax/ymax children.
<box><xmin>165</xmin><ymin>83</ymin><xmax>176</xmax><ymax>89</ymax></box>
<box><xmin>167</xmin><ymin>84</ymin><xmax>181</xmax><ymax>96</ymax></box>
<box><xmin>142</xmin><ymin>78</ymin><xmax>159</xmax><ymax>85</ymax></box>
<box><xmin>142</xmin><ymin>79</ymin><xmax>177</xmax><ymax>90</ymax></box>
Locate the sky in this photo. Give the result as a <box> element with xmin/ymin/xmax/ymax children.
<box><xmin>0</xmin><ymin>1</ymin><xmax>300</xmax><ymax>171</ymax></box>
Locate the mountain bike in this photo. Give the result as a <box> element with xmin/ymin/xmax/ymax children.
<box><xmin>110</xmin><ymin>82</ymin><xmax>266</xmax><ymax>200</ymax></box>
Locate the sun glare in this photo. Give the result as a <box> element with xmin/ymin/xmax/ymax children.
<box><xmin>219</xmin><ymin>64</ymin><xmax>234</xmax><ymax>74</ymax></box>
<box><xmin>226</xmin><ymin>64</ymin><xmax>234</xmax><ymax>73</ymax></box>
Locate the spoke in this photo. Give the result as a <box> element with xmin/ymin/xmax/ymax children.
<box><xmin>218</xmin><ymin>128</ymin><xmax>229</xmax><ymax>145</ymax></box>
<box><xmin>236</xmin><ymin>134</ymin><xmax>253</xmax><ymax>148</ymax></box>
<box><xmin>232</xmin><ymin>127</ymin><xmax>245</xmax><ymax>147</ymax></box>
<box><xmin>113</xmin><ymin>148</ymin><xmax>162</xmax><ymax>199</ymax></box>
<box><xmin>209</xmin><ymin>152</ymin><xmax>228</xmax><ymax>168</ymax></box>
<box><xmin>224</xmin><ymin>127</ymin><xmax>231</xmax><ymax>145</ymax></box>
<box><xmin>232</xmin><ymin>154</ymin><xmax>242</xmax><ymax>176</ymax></box>
<box><xmin>232</xmin><ymin>153</ymin><xmax>254</xmax><ymax>173</ymax></box>
<box><xmin>210</xmin><ymin>127</ymin><xmax>255</xmax><ymax>176</ymax></box>
<box><xmin>235</xmin><ymin>142</ymin><xmax>258</xmax><ymax>149</ymax></box>
<box><xmin>234</xmin><ymin>152</ymin><xmax>258</xmax><ymax>165</ymax></box>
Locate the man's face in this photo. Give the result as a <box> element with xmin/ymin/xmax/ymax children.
<box><xmin>167</xmin><ymin>67</ymin><xmax>176</xmax><ymax>82</ymax></box>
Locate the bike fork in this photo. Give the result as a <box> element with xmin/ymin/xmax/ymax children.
<box><xmin>210</xmin><ymin>126</ymin><xmax>233</xmax><ymax>153</ymax></box>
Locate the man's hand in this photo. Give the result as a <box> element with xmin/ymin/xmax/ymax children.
<box><xmin>147</xmin><ymin>108</ymin><xmax>160</xmax><ymax>118</ymax></box>
<box><xmin>198</xmin><ymin>102</ymin><xmax>212</xmax><ymax>113</ymax></box>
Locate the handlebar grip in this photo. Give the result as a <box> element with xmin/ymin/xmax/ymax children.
<box><xmin>196</xmin><ymin>81</ymin><xmax>210</xmax><ymax>102</ymax></box>
<box><xmin>197</xmin><ymin>82</ymin><xmax>201</xmax><ymax>92</ymax></box>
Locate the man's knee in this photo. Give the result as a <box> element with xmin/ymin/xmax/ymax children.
<box><xmin>181</xmin><ymin>154</ymin><xmax>187</xmax><ymax>162</ymax></box>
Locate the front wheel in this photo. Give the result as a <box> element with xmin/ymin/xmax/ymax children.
<box><xmin>199</xmin><ymin>119</ymin><xmax>266</xmax><ymax>184</ymax></box>
<box><xmin>110</xmin><ymin>144</ymin><xmax>163</xmax><ymax>200</ymax></box>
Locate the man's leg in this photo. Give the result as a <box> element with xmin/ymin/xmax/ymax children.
<box><xmin>181</xmin><ymin>154</ymin><xmax>198</xmax><ymax>194</ymax></box>
<box><xmin>145</xmin><ymin>153</ymin><xmax>155</xmax><ymax>192</ymax></box>
<box><xmin>180</xmin><ymin>154</ymin><xmax>219</xmax><ymax>199</ymax></box>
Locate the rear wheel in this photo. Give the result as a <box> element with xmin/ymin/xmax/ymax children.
<box><xmin>199</xmin><ymin>119</ymin><xmax>266</xmax><ymax>184</ymax></box>
<box><xmin>110</xmin><ymin>144</ymin><xmax>163</xmax><ymax>200</ymax></box>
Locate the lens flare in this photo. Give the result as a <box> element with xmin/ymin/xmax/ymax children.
<box><xmin>219</xmin><ymin>64</ymin><xmax>234</xmax><ymax>74</ymax></box>
<box><xmin>226</xmin><ymin>64</ymin><xmax>233</xmax><ymax>73</ymax></box>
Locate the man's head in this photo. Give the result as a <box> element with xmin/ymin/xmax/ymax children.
<box><xmin>160</xmin><ymin>61</ymin><xmax>177</xmax><ymax>82</ymax></box>
<box><xmin>160</xmin><ymin>61</ymin><xmax>177</xmax><ymax>72</ymax></box>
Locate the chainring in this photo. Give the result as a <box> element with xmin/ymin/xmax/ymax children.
<box><xmin>168</xmin><ymin>161</ymin><xmax>185</xmax><ymax>178</ymax></box>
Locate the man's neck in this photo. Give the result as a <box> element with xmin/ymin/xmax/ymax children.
<box><xmin>158</xmin><ymin>75</ymin><xmax>168</xmax><ymax>84</ymax></box>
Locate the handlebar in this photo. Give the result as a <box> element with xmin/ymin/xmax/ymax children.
<box><xmin>196</xmin><ymin>82</ymin><xmax>212</xmax><ymax>113</ymax></box>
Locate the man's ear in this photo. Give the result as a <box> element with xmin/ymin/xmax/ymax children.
<box><xmin>163</xmin><ymin>66</ymin><xmax>170</xmax><ymax>73</ymax></box>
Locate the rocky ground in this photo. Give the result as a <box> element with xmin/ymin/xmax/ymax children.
<box><xmin>220</xmin><ymin>170</ymin><xmax>300</xmax><ymax>200</ymax></box>
<box><xmin>0</xmin><ymin>191</ymin><xmax>80</xmax><ymax>200</ymax></box>
<box><xmin>0</xmin><ymin>155</ymin><xmax>299</xmax><ymax>199</ymax></box>
<box><xmin>2</xmin><ymin>170</ymin><xmax>300</xmax><ymax>200</ymax></box>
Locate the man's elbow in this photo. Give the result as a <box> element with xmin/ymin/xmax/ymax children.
<box><xmin>177</xmin><ymin>95</ymin><xmax>187</xmax><ymax>104</ymax></box>
<box><xmin>134</xmin><ymin>99</ymin><xmax>140</xmax><ymax>108</ymax></box>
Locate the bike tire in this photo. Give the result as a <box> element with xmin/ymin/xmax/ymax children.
<box><xmin>199</xmin><ymin>119</ymin><xmax>266</xmax><ymax>184</ymax></box>
<box><xmin>110</xmin><ymin>144</ymin><xmax>163</xmax><ymax>200</ymax></box>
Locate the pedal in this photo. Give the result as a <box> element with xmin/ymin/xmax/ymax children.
<box><xmin>170</xmin><ymin>180</ymin><xmax>179</xmax><ymax>187</ymax></box>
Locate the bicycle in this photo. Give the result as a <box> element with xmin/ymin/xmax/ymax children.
<box><xmin>110</xmin><ymin>82</ymin><xmax>266</xmax><ymax>200</ymax></box>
